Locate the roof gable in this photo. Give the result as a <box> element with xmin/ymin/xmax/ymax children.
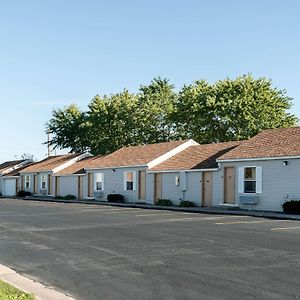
<box><xmin>150</xmin><ymin>141</ymin><xmax>241</xmax><ymax>171</ymax></box>
<box><xmin>54</xmin><ymin>156</ymin><xmax>100</xmax><ymax>176</ymax></box>
<box><xmin>20</xmin><ymin>154</ymin><xmax>81</xmax><ymax>173</ymax></box>
<box><xmin>0</xmin><ymin>160</ymin><xmax>30</xmax><ymax>175</ymax></box>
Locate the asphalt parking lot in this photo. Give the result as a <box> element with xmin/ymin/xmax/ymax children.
<box><xmin>0</xmin><ymin>199</ymin><xmax>299</xmax><ymax>300</ymax></box>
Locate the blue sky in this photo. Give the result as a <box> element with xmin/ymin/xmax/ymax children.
<box><xmin>0</xmin><ymin>0</ymin><xmax>299</xmax><ymax>161</ymax></box>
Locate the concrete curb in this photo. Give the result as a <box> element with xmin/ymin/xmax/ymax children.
<box><xmin>0</xmin><ymin>264</ymin><xmax>75</xmax><ymax>300</ymax></box>
<box><xmin>2</xmin><ymin>196</ymin><xmax>300</xmax><ymax>221</ymax></box>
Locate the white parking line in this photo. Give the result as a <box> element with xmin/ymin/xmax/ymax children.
<box><xmin>271</xmin><ymin>226</ymin><xmax>300</xmax><ymax>231</ymax></box>
<box><xmin>105</xmin><ymin>209</ymin><xmax>142</xmax><ymax>214</ymax></box>
<box><xmin>215</xmin><ymin>220</ymin><xmax>284</xmax><ymax>225</ymax></box>
<box><xmin>136</xmin><ymin>213</ymin><xmax>181</xmax><ymax>217</ymax></box>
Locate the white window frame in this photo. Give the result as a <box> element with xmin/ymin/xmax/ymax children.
<box><xmin>41</xmin><ymin>174</ymin><xmax>47</xmax><ymax>189</ymax></box>
<box><xmin>95</xmin><ymin>173</ymin><xmax>104</xmax><ymax>191</ymax></box>
<box><xmin>25</xmin><ymin>175</ymin><xmax>30</xmax><ymax>189</ymax></box>
<box><xmin>123</xmin><ymin>171</ymin><xmax>137</xmax><ymax>191</ymax></box>
<box><xmin>238</xmin><ymin>166</ymin><xmax>262</xmax><ymax>194</ymax></box>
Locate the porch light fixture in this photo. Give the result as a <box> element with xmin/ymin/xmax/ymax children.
<box><xmin>112</xmin><ymin>169</ymin><xmax>115</xmax><ymax>173</ymax></box>
<box><xmin>283</xmin><ymin>161</ymin><xmax>288</xmax><ymax>166</ymax></box>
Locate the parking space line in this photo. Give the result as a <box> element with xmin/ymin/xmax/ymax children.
<box><xmin>136</xmin><ymin>213</ymin><xmax>180</xmax><ymax>217</ymax></box>
<box><xmin>271</xmin><ymin>226</ymin><xmax>300</xmax><ymax>231</ymax></box>
<box><xmin>215</xmin><ymin>220</ymin><xmax>285</xmax><ymax>225</ymax></box>
<box><xmin>105</xmin><ymin>209</ymin><xmax>142</xmax><ymax>214</ymax></box>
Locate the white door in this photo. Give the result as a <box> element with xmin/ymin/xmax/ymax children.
<box><xmin>4</xmin><ymin>179</ymin><xmax>16</xmax><ymax>196</ymax></box>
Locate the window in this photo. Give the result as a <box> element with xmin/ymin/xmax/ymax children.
<box><xmin>41</xmin><ymin>174</ymin><xmax>47</xmax><ymax>189</ymax></box>
<box><xmin>95</xmin><ymin>173</ymin><xmax>104</xmax><ymax>190</ymax></box>
<box><xmin>25</xmin><ymin>176</ymin><xmax>30</xmax><ymax>189</ymax></box>
<box><xmin>126</xmin><ymin>172</ymin><xmax>134</xmax><ymax>190</ymax></box>
<box><xmin>244</xmin><ymin>167</ymin><xmax>256</xmax><ymax>193</ymax></box>
<box><xmin>124</xmin><ymin>171</ymin><xmax>136</xmax><ymax>191</ymax></box>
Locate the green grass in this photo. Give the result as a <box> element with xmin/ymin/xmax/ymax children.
<box><xmin>0</xmin><ymin>280</ymin><xmax>35</xmax><ymax>300</ymax></box>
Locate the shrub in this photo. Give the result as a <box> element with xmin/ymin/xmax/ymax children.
<box><xmin>107</xmin><ymin>194</ymin><xmax>124</xmax><ymax>203</ymax></box>
<box><xmin>282</xmin><ymin>200</ymin><xmax>300</xmax><ymax>214</ymax></box>
<box><xmin>17</xmin><ymin>190</ymin><xmax>32</xmax><ymax>197</ymax></box>
<box><xmin>63</xmin><ymin>194</ymin><xmax>76</xmax><ymax>200</ymax></box>
<box><xmin>179</xmin><ymin>200</ymin><xmax>196</xmax><ymax>207</ymax></box>
<box><xmin>156</xmin><ymin>199</ymin><xmax>173</xmax><ymax>206</ymax></box>
<box><xmin>54</xmin><ymin>196</ymin><xmax>64</xmax><ymax>200</ymax></box>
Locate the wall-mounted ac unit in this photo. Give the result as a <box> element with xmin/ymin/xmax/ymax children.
<box><xmin>39</xmin><ymin>189</ymin><xmax>47</xmax><ymax>196</ymax></box>
<box><xmin>239</xmin><ymin>195</ymin><xmax>259</xmax><ymax>205</ymax></box>
<box><xmin>94</xmin><ymin>191</ymin><xmax>105</xmax><ymax>201</ymax></box>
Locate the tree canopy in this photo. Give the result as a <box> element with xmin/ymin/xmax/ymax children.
<box><xmin>46</xmin><ymin>75</ymin><xmax>298</xmax><ymax>155</ymax></box>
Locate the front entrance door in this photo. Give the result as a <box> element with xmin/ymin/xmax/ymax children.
<box><xmin>154</xmin><ymin>173</ymin><xmax>162</xmax><ymax>204</ymax></box>
<box><xmin>224</xmin><ymin>167</ymin><xmax>235</xmax><ymax>204</ymax></box>
<box><xmin>55</xmin><ymin>176</ymin><xmax>60</xmax><ymax>197</ymax></box>
<box><xmin>78</xmin><ymin>176</ymin><xmax>83</xmax><ymax>200</ymax></box>
<box><xmin>48</xmin><ymin>175</ymin><xmax>53</xmax><ymax>195</ymax></box>
<box><xmin>34</xmin><ymin>175</ymin><xmax>38</xmax><ymax>194</ymax></box>
<box><xmin>202</xmin><ymin>172</ymin><xmax>213</xmax><ymax>207</ymax></box>
<box><xmin>138</xmin><ymin>171</ymin><xmax>146</xmax><ymax>200</ymax></box>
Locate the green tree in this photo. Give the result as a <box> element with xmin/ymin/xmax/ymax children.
<box><xmin>173</xmin><ymin>75</ymin><xmax>298</xmax><ymax>142</ymax></box>
<box><xmin>135</xmin><ymin>77</ymin><xmax>177</xmax><ymax>144</ymax></box>
<box><xmin>46</xmin><ymin>104</ymin><xmax>89</xmax><ymax>153</ymax></box>
<box><xmin>87</xmin><ymin>90</ymin><xmax>139</xmax><ymax>154</ymax></box>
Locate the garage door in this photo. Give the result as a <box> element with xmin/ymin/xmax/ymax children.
<box><xmin>4</xmin><ymin>179</ymin><xmax>16</xmax><ymax>196</ymax></box>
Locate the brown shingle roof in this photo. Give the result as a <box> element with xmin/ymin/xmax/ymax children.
<box><xmin>87</xmin><ymin>140</ymin><xmax>190</xmax><ymax>169</ymax></box>
<box><xmin>150</xmin><ymin>141</ymin><xmax>241</xmax><ymax>171</ymax></box>
<box><xmin>0</xmin><ymin>160</ymin><xmax>27</xmax><ymax>175</ymax></box>
<box><xmin>54</xmin><ymin>156</ymin><xmax>99</xmax><ymax>175</ymax></box>
<box><xmin>20</xmin><ymin>154</ymin><xmax>81</xmax><ymax>173</ymax></box>
<box><xmin>218</xmin><ymin>127</ymin><xmax>300</xmax><ymax>161</ymax></box>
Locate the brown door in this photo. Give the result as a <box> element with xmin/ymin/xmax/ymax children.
<box><xmin>138</xmin><ymin>171</ymin><xmax>146</xmax><ymax>200</ymax></box>
<box><xmin>154</xmin><ymin>173</ymin><xmax>162</xmax><ymax>204</ymax></box>
<box><xmin>48</xmin><ymin>175</ymin><xmax>53</xmax><ymax>195</ymax></box>
<box><xmin>88</xmin><ymin>173</ymin><xmax>94</xmax><ymax>197</ymax></box>
<box><xmin>224</xmin><ymin>167</ymin><xmax>235</xmax><ymax>204</ymax></box>
<box><xmin>202</xmin><ymin>172</ymin><xmax>213</xmax><ymax>207</ymax></box>
<box><xmin>33</xmin><ymin>175</ymin><xmax>38</xmax><ymax>194</ymax></box>
<box><xmin>55</xmin><ymin>177</ymin><xmax>60</xmax><ymax>197</ymax></box>
<box><xmin>78</xmin><ymin>176</ymin><xmax>83</xmax><ymax>200</ymax></box>
<box><xmin>20</xmin><ymin>175</ymin><xmax>24</xmax><ymax>190</ymax></box>
<box><xmin>15</xmin><ymin>178</ymin><xmax>19</xmax><ymax>195</ymax></box>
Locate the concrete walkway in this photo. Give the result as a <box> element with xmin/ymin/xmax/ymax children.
<box><xmin>0</xmin><ymin>264</ymin><xmax>75</xmax><ymax>300</ymax></box>
<box><xmin>5</xmin><ymin>196</ymin><xmax>300</xmax><ymax>221</ymax></box>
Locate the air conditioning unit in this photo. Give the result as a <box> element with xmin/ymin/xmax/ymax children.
<box><xmin>239</xmin><ymin>195</ymin><xmax>259</xmax><ymax>205</ymax></box>
<box><xmin>94</xmin><ymin>191</ymin><xmax>105</xmax><ymax>201</ymax></box>
<box><xmin>39</xmin><ymin>189</ymin><xmax>47</xmax><ymax>196</ymax></box>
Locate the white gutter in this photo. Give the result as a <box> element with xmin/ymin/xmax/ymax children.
<box><xmin>217</xmin><ymin>155</ymin><xmax>300</xmax><ymax>163</ymax></box>
<box><xmin>52</xmin><ymin>173</ymin><xmax>85</xmax><ymax>177</ymax></box>
<box><xmin>85</xmin><ymin>164</ymin><xmax>147</xmax><ymax>171</ymax></box>
<box><xmin>147</xmin><ymin>168</ymin><xmax>219</xmax><ymax>174</ymax></box>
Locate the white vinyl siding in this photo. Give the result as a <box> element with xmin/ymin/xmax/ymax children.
<box><xmin>179</xmin><ymin>171</ymin><xmax>187</xmax><ymax>191</ymax></box>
